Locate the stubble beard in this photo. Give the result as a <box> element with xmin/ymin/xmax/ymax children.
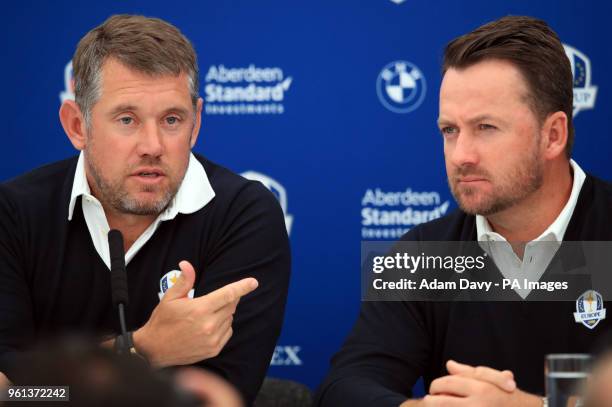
<box><xmin>449</xmin><ymin>141</ymin><xmax>544</xmax><ymax>217</ymax></box>
<box><xmin>84</xmin><ymin>149</ymin><xmax>182</xmax><ymax>217</ymax></box>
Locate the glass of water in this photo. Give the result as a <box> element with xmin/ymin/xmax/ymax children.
<box><xmin>545</xmin><ymin>354</ymin><xmax>592</xmax><ymax>407</ymax></box>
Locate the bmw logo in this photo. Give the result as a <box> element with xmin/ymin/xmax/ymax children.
<box><xmin>376</xmin><ymin>60</ymin><xmax>427</xmax><ymax>114</ymax></box>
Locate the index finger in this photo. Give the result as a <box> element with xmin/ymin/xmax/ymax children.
<box><xmin>422</xmin><ymin>394</ymin><xmax>467</xmax><ymax>406</ymax></box>
<box><xmin>430</xmin><ymin>375</ymin><xmax>487</xmax><ymax>397</ymax></box>
<box><xmin>198</xmin><ymin>278</ymin><xmax>259</xmax><ymax>311</ymax></box>
<box><xmin>446</xmin><ymin>360</ymin><xmax>515</xmax><ymax>392</ymax></box>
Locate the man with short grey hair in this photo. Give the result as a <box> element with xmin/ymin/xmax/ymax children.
<box><xmin>0</xmin><ymin>15</ymin><xmax>290</xmax><ymax>406</ymax></box>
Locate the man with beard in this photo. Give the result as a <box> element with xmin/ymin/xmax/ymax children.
<box><xmin>0</xmin><ymin>15</ymin><xmax>290</xmax><ymax>406</ymax></box>
<box><xmin>316</xmin><ymin>16</ymin><xmax>612</xmax><ymax>407</ymax></box>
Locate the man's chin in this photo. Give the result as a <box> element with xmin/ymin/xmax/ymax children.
<box><xmin>119</xmin><ymin>205</ymin><xmax>166</xmax><ymax>216</ymax></box>
<box><xmin>456</xmin><ymin>194</ymin><xmax>495</xmax><ymax>216</ymax></box>
<box><xmin>458</xmin><ymin>205</ymin><xmax>483</xmax><ymax>216</ymax></box>
<box><xmin>116</xmin><ymin>196</ymin><xmax>172</xmax><ymax>216</ymax></box>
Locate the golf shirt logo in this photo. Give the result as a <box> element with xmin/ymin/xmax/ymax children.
<box><xmin>574</xmin><ymin>290</ymin><xmax>606</xmax><ymax>329</ymax></box>
<box><xmin>158</xmin><ymin>270</ymin><xmax>194</xmax><ymax>300</ymax></box>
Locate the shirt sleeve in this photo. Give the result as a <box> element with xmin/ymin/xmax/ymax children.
<box><xmin>0</xmin><ymin>186</ymin><xmax>36</xmax><ymax>379</ymax></box>
<box><xmin>314</xmin><ymin>299</ymin><xmax>432</xmax><ymax>407</ymax></box>
<box><xmin>193</xmin><ymin>180</ymin><xmax>291</xmax><ymax>406</ymax></box>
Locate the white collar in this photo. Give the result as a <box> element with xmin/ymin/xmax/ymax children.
<box><xmin>68</xmin><ymin>151</ymin><xmax>215</xmax><ymax>221</ymax></box>
<box><xmin>476</xmin><ymin>159</ymin><xmax>586</xmax><ymax>243</ymax></box>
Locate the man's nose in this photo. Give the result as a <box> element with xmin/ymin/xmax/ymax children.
<box><xmin>448</xmin><ymin>132</ymin><xmax>479</xmax><ymax>168</ymax></box>
<box><xmin>136</xmin><ymin>121</ymin><xmax>163</xmax><ymax>157</ymax></box>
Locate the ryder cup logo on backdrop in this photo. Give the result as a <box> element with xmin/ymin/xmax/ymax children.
<box><xmin>574</xmin><ymin>290</ymin><xmax>606</xmax><ymax>329</ymax></box>
<box><xmin>361</xmin><ymin>187</ymin><xmax>449</xmax><ymax>240</ymax></box>
<box><xmin>376</xmin><ymin>61</ymin><xmax>426</xmax><ymax>114</ymax></box>
<box><xmin>563</xmin><ymin>44</ymin><xmax>597</xmax><ymax>117</ymax></box>
<box><xmin>59</xmin><ymin>61</ymin><xmax>75</xmax><ymax>103</ymax></box>
<box><xmin>204</xmin><ymin>64</ymin><xmax>292</xmax><ymax>115</ymax></box>
<box><xmin>241</xmin><ymin>171</ymin><xmax>293</xmax><ymax>235</ymax></box>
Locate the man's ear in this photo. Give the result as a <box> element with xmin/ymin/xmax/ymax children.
<box><xmin>540</xmin><ymin>111</ymin><xmax>568</xmax><ymax>160</ymax></box>
<box><xmin>189</xmin><ymin>97</ymin><xmax>203</xmax><ymax>148</ymax></box>
<box><xmin>59</xmin><ymin>100</ymin><xmax>88</xmax><ymax>150</ymax></box>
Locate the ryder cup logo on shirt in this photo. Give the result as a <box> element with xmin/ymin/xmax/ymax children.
<box><xmin>574</xmin><ymin>290</ymin><xmax>606</xmax><ymax>329</ymax></box>
<box><xmin>158</xmin><ymin>269</ymin><xmax>194</xmax><ymax>300</ymax></box>
<box><xmin>204</xmin><ymin>64</ymin><xmax>292</xmax><ymax>115</ymax></box>
<box><xmin>376</xmin><ymin>61</ymin><xmax>426</xmax><ymax>114</ymax></box>
<box><xmin>563</xmin><ymin>44</ymin><xmax>598</xmax><ymax>117</ymax></box>
<box><xmin>241</xmin><ymin>171</ymin><xmax>293</xmax><ymax>235</ymax></box>
<box><xmin>59</xmin><ymin>61</ymin><xmax>75</xmax><ymax>103</ymax></box>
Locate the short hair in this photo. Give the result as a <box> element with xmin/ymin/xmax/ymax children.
<box><xmin>72</xmin><ymin>14</ymin><xmax>199</xmax><ymax>127</ymax></box>
<box><xmin>442</xmin><ymin>16</ymin><xmax>574</xmax><ymax>158</ymax></box>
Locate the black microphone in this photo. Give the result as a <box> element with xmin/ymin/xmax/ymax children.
<box><xmin>108</xmin><ymin>230</ymin><xmax>129</xmax><ymax>308</ymax></box>
<box><xmin>108</xmin><ymin>229</ymin><xmax>130</xmax><ymax>355</ymax></box>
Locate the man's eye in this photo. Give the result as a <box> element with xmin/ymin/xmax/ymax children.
<box><xmin>478</xmin><ymin>123</ymin><xmax>496</xmax><ymax>130</ymax></box>
<box><xmin>119</xmin><ymin>117</ymin><xmax>133</xmax><ymax>125</ymax></box>
<box><xmin>441</xmin><ymin>126</ymin><xmax>458</xmax><ymax>136</ymax></box>
<box><xmin>166</xmin><ymin>116</ymin><xmax>180</xmax><ymax>126</ymax></box>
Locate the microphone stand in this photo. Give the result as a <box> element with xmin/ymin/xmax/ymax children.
<box><xmin>108</xmin><ymin>229</ymin><xmax>131</xmax><ymax>355</ymax></box>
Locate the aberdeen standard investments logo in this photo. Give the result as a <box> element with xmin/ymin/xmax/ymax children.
<box><xmin>361</xmin><ymin>188</ymin><xmax>450</xmax><ymax>239</ymax></box>
<box><xmin>563</xmin><ymin>44</ymin><xmax>597</xmax><ymax>117</ymax></box>
<box><xmin>376</xmin><ymin>61</ymin><xmax>426</xmax><ymax>114</ymax></box>
<box><xmin>241</xmin><ymin>171</ymin><xmax>293</xmax><ymax>235</ymax></box>
<box><xmin>205</xmin><ymin>64</ymin><xmax>292</xmax><ymax>115</ymax></box>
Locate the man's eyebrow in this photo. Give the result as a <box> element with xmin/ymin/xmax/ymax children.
<box><xmin>161</xmin><ymin>106</ymin><xmax>191</xmax><ymax>117</ymax></box>
<box><xmin>466</xmin><ymin>114</ymin><xmax>500</xmax><ymax>125</ymax></box>
<box><xmin>107</xmin><ymin>104</ymin><xmax>139</xmax><ymax>117</ymax></box>
<box><xmin>437</xmin><ymin>115</ymin><xmax>505</xmax><ymax>127</ymax></box>
<box><xmin>437</xmin><ymin>117</ymin><xmax>454</xmax><ymax>127</ymax></box>
<box><xmin>105</xmin><ymin>105</ymin><xmax>191</xmax><ymax>117</ymax></box>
